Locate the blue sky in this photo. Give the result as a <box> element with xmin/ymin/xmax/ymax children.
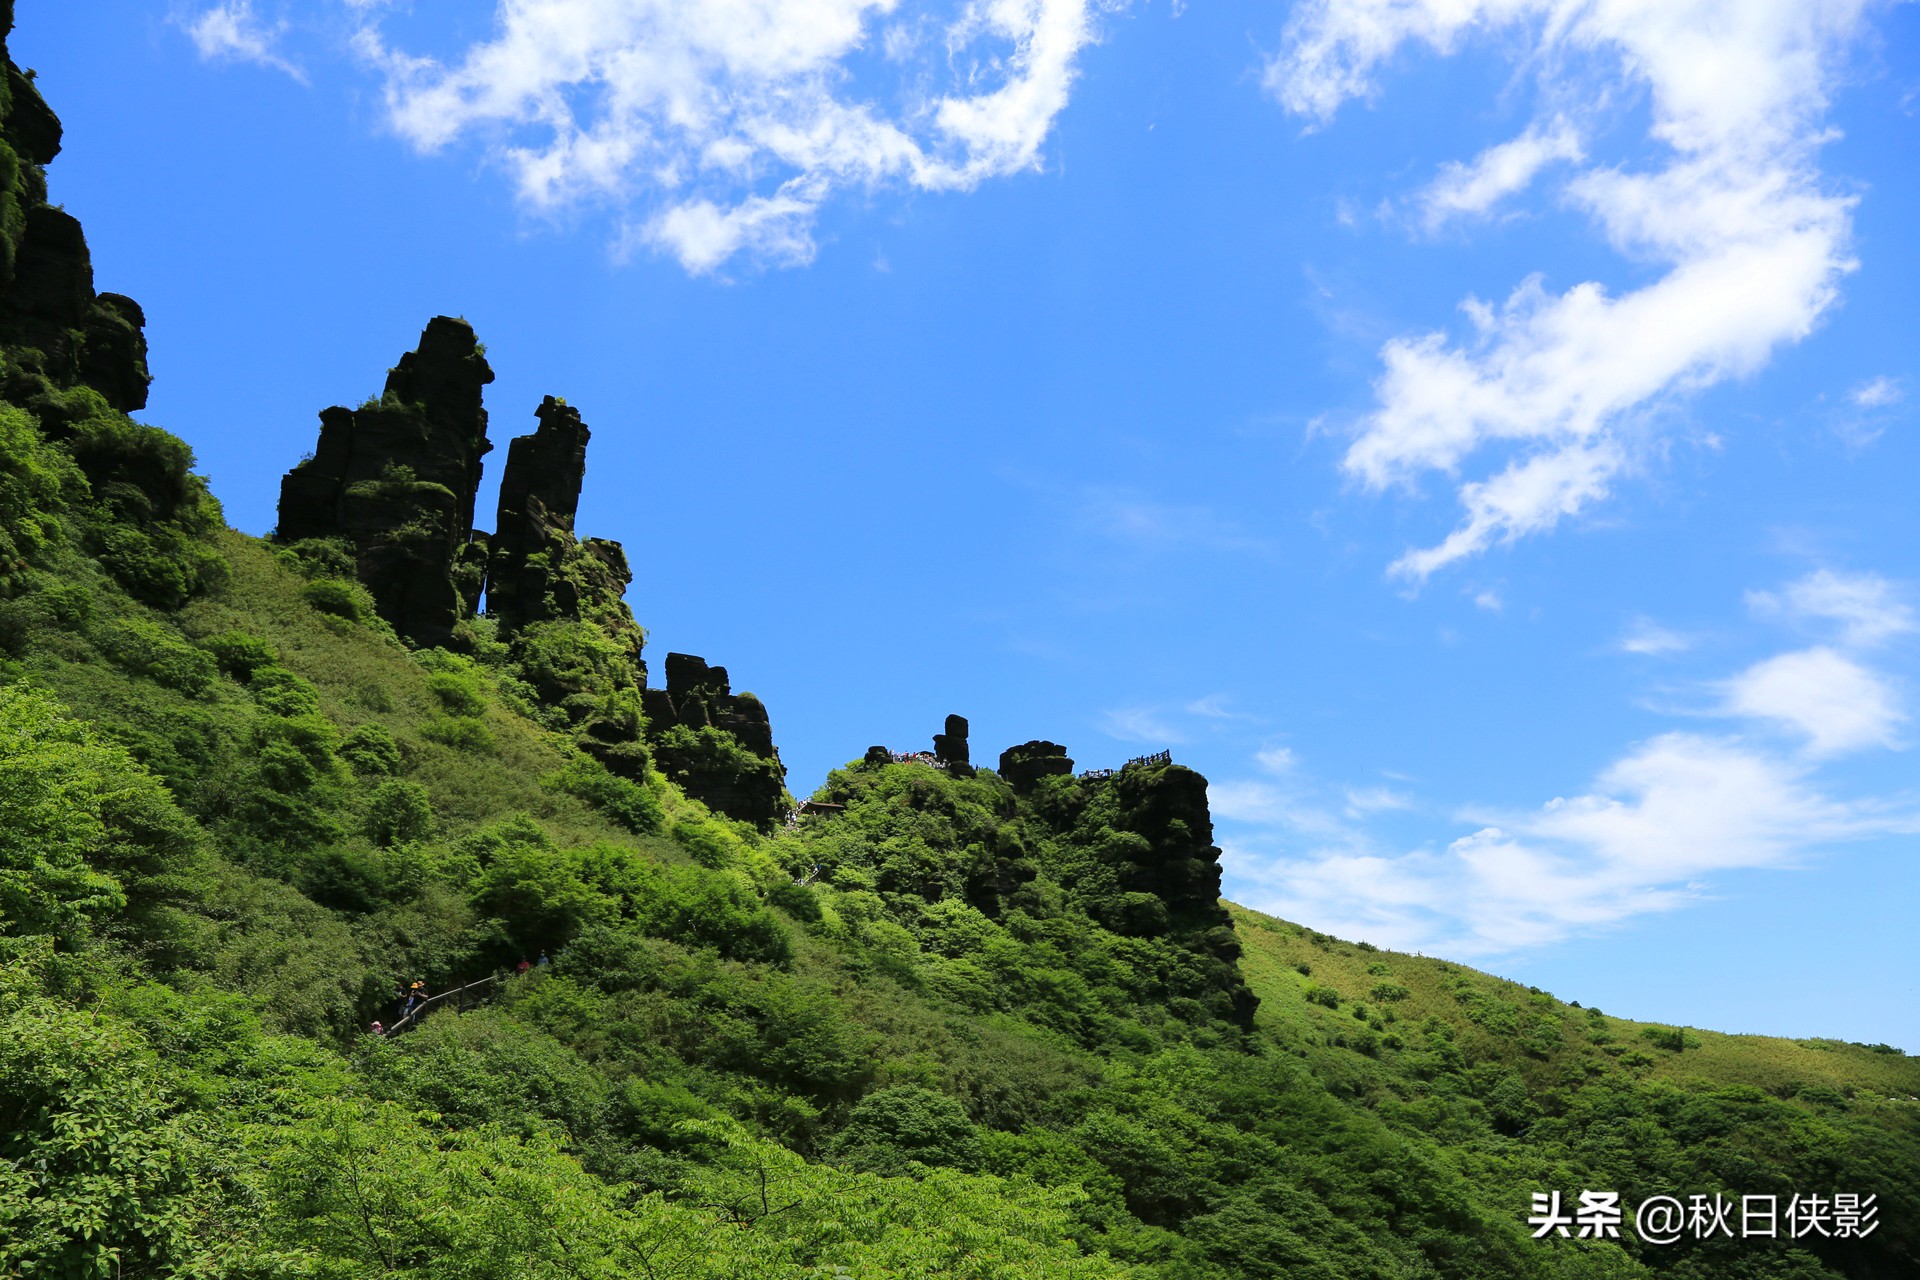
<box><xmin>22</xmin><ymin>0</ymin><xmax>1919</xmax><ymax>1048</ymax></box>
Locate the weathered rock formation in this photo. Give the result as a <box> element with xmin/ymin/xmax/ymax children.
<box><xmin>644</xmin><ymin>653</ymin><xmax>788</xmax><ymax>829</ymax></box>
<box><xmin>0</xmin><ymin>31</ymin><xmax>152</xmax><ymax>414</ymax></box>
<box><xmin>276</xmin><ymin>321</ymin><xmax>788</xmax><ymax>827</ymax></box>
<box><xmin>1104</xmin><ymin>761</ymin><xmax>1259</xmax><ymax>1029</ymax></box>
<box><xmin>933</xmin><ymin>714</ymin><xmax>973</xmax><ymax>777</ymax></box>
<box><xmin>998</xmin><ymin>740</ymin><xmax>1074</xmax><ymax>790</ymax></box>
<box><xmin>277</xmin><ymin>317</ymin><xmax>494</xmax><ymax>647</ymax></box>
<box><xmin>486</xmin><ymin>396</ymin><xmax>651</xmax><ymax>778</ymax></box>
<box><xmin>488</xmin><ymin>397</ymin><xmax>646</xmax><ymax>663</ymax></box>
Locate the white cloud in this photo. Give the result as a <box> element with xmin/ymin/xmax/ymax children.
<box><xmin>1419</xmin><ymin>119</ymin><xmax>1583</xmax><ymax>230</ymax></box>
<box><xmin>1254</xmin><ymin>746</ymin><xmax>1296</xmax><ymax>774</ymax></box>
<box><xmin>1716</xmin><ymin>646</ymin><xmax>1903</xmax><ymax>756</ymax></box>
<box><xmin>1619</xmin><ymin>615</ymin><xmax>1691</xmax><ymax>655</ymax></box>
<box><xmin>180</xmin><ymin>2</ymin><xmax>307</xmax><ymax>81</ymax></box>
<box><xmin>1747</xmin><ymin>568</ymin><xmax>1915</xmax><ymax>646</ymax></box>
<box><xmin>353</xmin><ymin>0</ymin><xmax>1103</xmax><ymax>272</ymax></box>
<box><xmin>1209</xmin><ymin>779</ymin><xmax>1292</xmax><ymax>824</ymax></box>
<box><xmin>1850</xmin><ymin>375</ymin><xmax>1904</xmax><ymax>408</ymax></box>
<box><xmin>1273</xmin><ymin>0</ymin><xmax>1873</xmax><ymax>578</ymax></box>
<box><xmin>1224</xmin><ymin>732</ymin><xmax>1897</xmax><ymax>955</ymax></box>
<box><xmin>1098</xmin><ymin>706</ymin><xmax>1187</xmax><ymax>745</ymax></box>
<box><xmin>1185</xmin><ymin>694</ymin><xmax>1252</xmax><ymax>720</ymax></box>
<box><xmin>1344</xmin><ymin>784</ymin><xmax>1411</xmax><ymax>816</ymax></box>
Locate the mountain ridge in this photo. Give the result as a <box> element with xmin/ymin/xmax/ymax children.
<box><xmin>0</xmin><ymin>9</ymin><xmax>1915</xmax><ymax>1279</ymax></box>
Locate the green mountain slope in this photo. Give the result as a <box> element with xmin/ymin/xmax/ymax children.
<box><xmin>0</xmin><ymin>7</ymin><xmax>1913</xmax><ymax>1278</ymax></box>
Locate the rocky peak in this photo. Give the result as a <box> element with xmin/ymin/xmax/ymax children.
<box><xmin>933</xmin><ymin>713</ymin><xmax>974</xmax><ymax>777</ymax></box>
<box><xmin>276</xmin><ymin>317</ymin><xmax>493</xmax><ymax>647</ymax></box>
<box><xmin>998</xmin><ymin>740</ymin><xmax>1074</xmax><ymax>790</ymax></box>
<box><xmin>644</xmin><ymin>652</ymin><xmax>787</xmax><ymax>829</ymax></box>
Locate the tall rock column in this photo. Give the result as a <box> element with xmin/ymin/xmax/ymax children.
<box><xmin>276</xmin><ymin>316</ymin><xmax>494</xmax><ymax>647</ymax></box>
<box><xmin>488</xmin><ymin>396</ymin><xmax>650</xmax><ymax>778</ymax></box>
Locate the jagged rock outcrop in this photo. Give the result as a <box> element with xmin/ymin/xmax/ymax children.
<box><xmin>1104</xmin><ymin>761</ymin><xmax>1259</xmax><ymax>1029</ymax></box>
<box><xmin>0</xmin><ymin>44</ymin><xmax>152</xmax><ymax>414</ymax></box>
<box><xmin>485</xmin><ymin>395</ymin><xmax>650</xmax><ymax>778</ymax></box>
<box><xmin>933</xmin><ymin>714</ymin><xmax>974</xmax><ymax>777</ymax></box>
<box><xmin>645</xmin><ymin>653</ymin><xmax>787</xmax><ymax>829</ymax></box>
<box><xmin>274</xmin><ymin>328</ymin><xmax>789</xmax><ymax>821</ymax></box>
<box><xmin>863</xmin><ymin>745</ymin><xmax>892</xmax><ymax>767</ymax></box>
<box><xmin>488</xmin><ymin>397</ymin><xmax>645</xmax><ymax>663</ymax></box>
<box><xmin>998</xmin><ymin>740</ymin><xmax>1074</xmax><ymax>790</ymax></box>
<box><xmin>276</xmin><ymin>317</ymin><xmax>494</xmax><ymax>647</ymax></box>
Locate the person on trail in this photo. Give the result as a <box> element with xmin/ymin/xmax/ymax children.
<box><xmin>370</xmin><ymin>1021</ymin><xmax>385</xmax><ymax>1036</ymax></box>
<box><xmin>394</xmin><ymin>981</ymin><xmax>409</xmax><ymax>1019</ymax></box>
<box><xmin>536</xmin><ymin>952</ymin><xmax>550</xmax><ymax>969</ymax></box>
<box><xmin>516</xmin><ymin>958</ymin><xmax>531</xmax><ymax>976</ymax></box>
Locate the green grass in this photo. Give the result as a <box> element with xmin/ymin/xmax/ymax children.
<box><xmin>1230</xmin><ymin>902</ymin><xmax>1920</xmax><ymax>1103</ymax></box>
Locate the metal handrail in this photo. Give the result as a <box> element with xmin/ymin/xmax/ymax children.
<box><xmin>380</xmin><ymin>972</ymin><xmax>503</xmax><ymax>1037</ymax></box>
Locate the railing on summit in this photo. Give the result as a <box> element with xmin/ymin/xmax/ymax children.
<box><xmin>1124</xmin><ymin>750</ymin><xmax>1172</xmax><ymax>769</ymax></box>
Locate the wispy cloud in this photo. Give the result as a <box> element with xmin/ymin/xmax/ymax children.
<box><xmin>1098</xmin><ymin>706</ymin><xmax>1188</xmax><ymax>745</ymax></box>
<box><xmin>1222</xmin><ymin>566</ymin><xmax>1916</xmax><ymax>952</ymax></box>
<box><xmin>179</xmin><ymin>1</ymin><xmax>307</xmax><ymax>82</ymax></box>
<box><xmin>1716</xmin><ymin>647</ymin><xmax>1903</xmax><ymax>756</ymax></box>
<box><xmin>1418</xmin><ymin>118</ymin><xmax>1583</xmax><ymax>231</ymax></box>
<box><xmin>1344</xmin><ymin>784</ymin><xmax>1411</xmax><ymax>817</ymax></box>
<box><xmin>1850</xmin><ymin>375</ymin><xmax>1904</xmax><ymax>409</ymax></box>
<box><xmin>1747</xmin><ymin>568</ymin><xmax>1915</xmax><ymax>647</ymax></box>
<box><xmin>1185</xmin><ymin>694</ymin><xmax>1256</xmax><ymax>720</ymax></box>
<box><xmin>1272</xmin><ymin>0</ymin><xmax>1873</xmax><ymax>579</ymax></box>
<box><xmin>1224</xmin><ymin>731</ymin><xmax>1903</xmax><ymax>955</ymax></box>
<box><xmin>1619</xmin><ymin>616</ymin><xmax>1692</xmax><ymax>655</ymax></box>
<box><xmin>350</xmin><ymin>0</ymin><xmax>1107</xmax><ymax>273</ymax></box>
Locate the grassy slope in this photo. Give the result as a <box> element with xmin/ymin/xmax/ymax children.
<box><xmin>1232</xmin><ymin>901</ymin><xmax>1920</xmax><ymax>1103</ymax></box>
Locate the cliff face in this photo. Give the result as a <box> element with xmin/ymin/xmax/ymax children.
<box><xmin>0</xmin><ymin>15</ymin><xmax>151</xmax><ymax>416</ymax></box>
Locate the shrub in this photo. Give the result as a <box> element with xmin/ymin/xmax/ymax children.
<box><xmin>670</xmin><ymin>816</ymin><xmax>742</xmax><ymax>869</ymax></box>
<box><xmin>249</xmin><ymin>666</ymin><xmax>322</xmax><ymax>718</ymax></box>
<box><xmin>426</xmin><ymin>671</ymin><xmax>487</xmax><ymax>717</ymax></box>
<box><xmin>1370</xmin><ymin>982</ymin><xmax>1411</xmax><ymax>1003</ymax></box>
<box><xmin>1305</xmin><ymin>985</ymin><xmax>1341</xmax><ymax>1009</ymax></box>
<box><xmin>829</xmin><ymin>1086</ymin><xmax>981</xmax><ymax>1177</ymax></box>
<box><xmin>366</xmin><ymin>779</ymin><xmax>435</xmax><ymax>847</ymax></box>
<box><xmin>200</xmin><ymin>630</ymin><xmax>278</xmax><ymax>680</ymax></box>
<box><xmin>421</xmin><ymin>716</ymin><xmax>493</xmax><ymax>753</ymax></box>
<box><xmin>99</xmin><ymin>618</ymin><xmax>217</xmax><ymax>696</ymax></box>
<box><xmin>274</xmin><ymin>536</ymin><xmax>358</xmax><ymax>579</ymax></box>
<box><xmin>302</xmin><ymin>578</ymin><xmax>363</xmax><ymax>621</ymax></box>
<box><xmin>546</xmin><ymin>758</ymin><xmax>662</xmax><ymax>835</ymax></box>
<box><xmin>340</xmin><ymin>724</ymin><xmax>402</xmax><ymax>775</ymax></box>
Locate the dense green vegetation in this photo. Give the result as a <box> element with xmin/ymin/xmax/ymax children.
<box><xmin>1</xmin><ymin>11</ymin><xmax>1916</xmax><ymax>1277</ymax></box>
